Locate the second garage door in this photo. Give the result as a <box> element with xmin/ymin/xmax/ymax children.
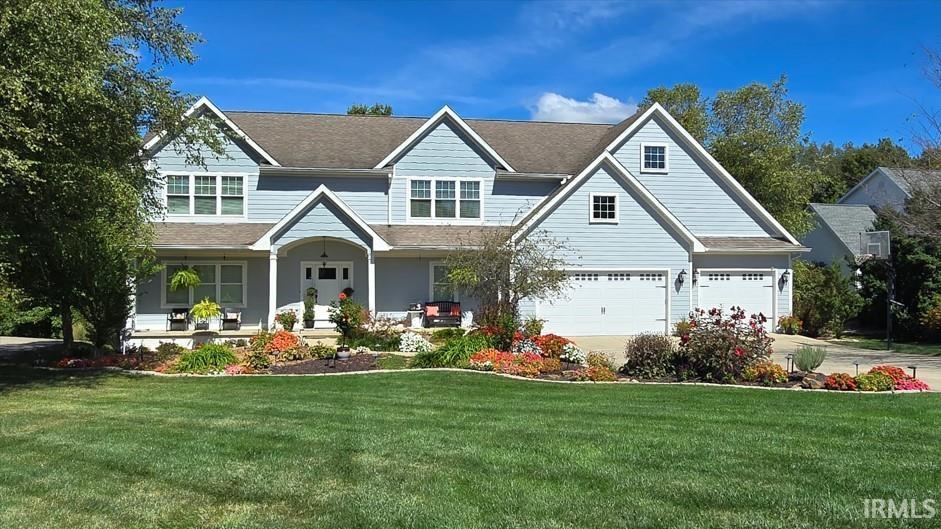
<box><xmin>539</xmin><ymin>271</ymin><xmax>668</xmax><ymax>336</ymax></box>
<box><xmin>697</xmin><ymin>270</ymin><xmax>774</xmax><ymax>328</ymax></box>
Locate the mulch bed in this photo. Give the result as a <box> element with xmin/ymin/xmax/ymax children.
<box><xmin>269</xmin><ymin>354</ymin><xmax>378</xmax><ymax>374</ymax></box>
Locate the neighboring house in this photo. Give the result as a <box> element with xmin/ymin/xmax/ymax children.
<box><xmin>801</xmin><ymin>167</ymin><xmax>939</xmax><ymax>272</ymax></box>
<box><xmin>131</xmin><ymin>97</ymin><xmax>806</xmax><ymax>343</ymax></box>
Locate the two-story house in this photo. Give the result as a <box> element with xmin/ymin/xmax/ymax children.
<box><xmin>131</xmin><ymin>98</ymin><xmax>806</xmax><ymax>343</ymax></box>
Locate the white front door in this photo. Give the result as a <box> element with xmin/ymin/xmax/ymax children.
<box><xmin>697</xmin><ymin>270</ymin><xmax>774</xmax><ymax>329</ymax></box>
<box><xmin>539</xmin><ymin>271</ymin><xmax>669</xmax><ymax>336</ymax></box>
<box><xmin>301</xmin><ymin>261</ymin><xmax>353</xmax><ymax>327</ymax></box>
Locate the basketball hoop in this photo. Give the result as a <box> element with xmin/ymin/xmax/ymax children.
<box><xmin>859</xmin><ymin>231</ymin><xmax>890</xmax><ymax>262</ymax></box>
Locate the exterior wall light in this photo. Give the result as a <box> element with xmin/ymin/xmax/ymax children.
<box><xmin>677</xmin><ymin>269</ymin><xmax>688</xmax><ymax>285</ymax></box>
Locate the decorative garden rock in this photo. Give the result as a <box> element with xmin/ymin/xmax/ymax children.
<box><xmin>801</xmin><ymin>373</ymin><xmax>827</xmax><ymax>390</ymax></box>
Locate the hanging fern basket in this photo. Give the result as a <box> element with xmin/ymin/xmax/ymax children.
<box><xmin>170</xmin><ymin>266</ymin><xmax>201</xmax><ymax>292</ymax></box>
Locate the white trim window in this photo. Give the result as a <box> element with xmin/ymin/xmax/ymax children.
<box><xmin>589</xmin><ymin>192</ymin><xmax>618</xmax><ymax>224</ymax></box>
<box><xmin>162</xmin><ymin>262</ymin><xmax>247</xmax><ymax>308</ymax></box>
<box><xmin>429</xmin><ymin>262</ymin><xmax>458</xmax><ymax>301</ymax></box>
<box><xmin>640</xmin><ymin>143</ymin><xmax>669</xmax><ymax>173</ymax></box>
<box><xmin>164</xmin><ymin>174</ymin><xmax>246</xmax><ymax>217</ymax></box>
<box><xmin>407</xmin><ymin>178</ymin><xmax>483</xmax><ymax>222</ymax></box>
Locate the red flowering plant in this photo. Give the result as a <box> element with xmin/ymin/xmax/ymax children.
<box><xmin>868</xmin><ymin>365</ymin><xmax>930</xmax><ymax>391</ymax></box>
<box><xmin>274</xmin><ymin>310</ymin><xmax>297</xmax><ymax>331</ymax></box>
<box><xmin>329</xmin><ymin>292</ymin><xmax>365</xmax><ymax>347</ymax></box>
<box><xmin>825</xmin><ymin>372</ymin><xmax>857</xmax><ymax>391</ymax></box>
<box><xmin>264</xmin><ymin>330</ymin><xmax>300</xmax><ymax>355</ymax></box>
<box><xmin>532</xmin><ymin>334</ymin><xmax>571</xmax><ymax>359</ymax></box>
<box><xmin>677</xmin><ymin>307</ymin><xmax>774</xmax><ymax>383</ymax></box>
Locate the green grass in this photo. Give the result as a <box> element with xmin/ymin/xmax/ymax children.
<box><xmin>829</xmin><ymin>337</ymin><xmax>941</xmax><ymax>356</ymax></box>
<box><xmin>1</xmin><ymin>369</ymin><xmax>939</xmax><ymax>529</ymax></box>
<box><xmin>376</xmin><ymin>353</ymin><xmax>409</xmax><ymax>370</ymax></box>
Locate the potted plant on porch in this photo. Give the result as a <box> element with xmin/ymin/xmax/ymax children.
<box><xmin>329</xmin><ymin>292</ymin><xmax>364</xmax><ymax>360</ymax></box>
<box><xmin>303</xmin><ymin>287</ymin><xmax>317</xmax><ymax>329</ymax></box>
<box><xmin>275</xmin><ymin>309</ymin><xmax>297</xmax><ymax>331</ymax></box>
<box><xmin>190</xmin><ymin>297</ymin><xmax>221</xmax><ymax>331</ymax></box>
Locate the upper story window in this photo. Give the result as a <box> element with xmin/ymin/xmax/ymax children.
<box><xmin>408</xmin><ymin>178</ymin><xmax>482</xmax><ymax>221</ymax></box>
<box><xmin>589</xmin><ymin>192</ymin><xmax>618</xmax><ymax>224</ymax></box>
<box><xmin>641</xmin><ymin>143</ymin><xmax>669</xmax><ymax>173</ymax></box>
<box><xmin>164</xmin><ymin>174</ymin><xmax>245</xmax><ymax>217</ymax></box>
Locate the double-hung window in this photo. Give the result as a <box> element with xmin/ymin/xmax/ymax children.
<box><xmin>641</xmin><ymin>143</ymin><xmax>668</xmax><ymax>173</ymax></box>
<box><xmin>430</xmin><ymin>263</ymin><xmax>457</xmax><ymax>301</ymax></box>
<box><xmin>164</xmin><ymin>174</ymin><xmax>245</xmax><ymax>216</ymax></box>
<box><xmin>163</xmin><ymin>262</ymin><xmax>245</xmax><ymax>307</ymax></box>
<box><xmin>409</xmin><ymin>179</ymin><xmax>482</xmax><ymax>221</ymax></box>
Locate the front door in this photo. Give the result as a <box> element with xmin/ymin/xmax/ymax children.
<box><xmin>301</xmin><ymin>261</ymin><xmax>353</xmax><ymax>313</ymax></box>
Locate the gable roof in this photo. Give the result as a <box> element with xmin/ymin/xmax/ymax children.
<box><xmin>839</xmin><ymin>167</ymin><xmax>941</xmax><ymax>203</ymax></box>
<box><xmin>251</xmin><ymin>185</ymin><xmax>390</xmax><ymax>251</ymax></box>
<box><xmin>808</xmin><ymin>203</ymin><xmax>877</xmax><ymax>256</ymax></box>
<box><xmin>143</xmin><ymin>97</ymin><xmax>281</xmax><ymax>166</ymax></box>
<box><xmin>513</xmin><ymin>152</ymin><xmax>705</xmax><ymax>252</ymax></box>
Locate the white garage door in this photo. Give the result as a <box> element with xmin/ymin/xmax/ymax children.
<box><xmin>539</xmin><ymin>271</ymin><xmax>668</xmax><ymax>336</ymax></box>
<box><xmin>697</xmin><ymin>270</ymin><xmax>774</xmax><ymax>328</ymax></box>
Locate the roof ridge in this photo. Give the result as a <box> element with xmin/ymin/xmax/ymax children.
<box><xmin>224</xmin><ymin>108</ymin><xmax>616</xmax><ymax>127</ymax></box>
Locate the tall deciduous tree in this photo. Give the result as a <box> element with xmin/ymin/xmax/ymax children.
<box><xmin>347</xmin><ymin>103</ymin><xmax>393</xmax><ymax>116</ymax></box>
<box><xmin>0</xmin><ymin>0</ymin><xmax>222</xmax><ymax>348</ymax></box>
<box><xmin>640</xmin><ymin>84</ymin><xmax>709</xmax><ymax>143</ymax></box>
<box><xmin>709</xmin><ymin>75</ymin><xmax>818</xmax><ymax>235</ymax></box>
<box><xmin>803</xmin><ymin>138</ymin><xmax>912</xmax><ymax>202</ymax></box>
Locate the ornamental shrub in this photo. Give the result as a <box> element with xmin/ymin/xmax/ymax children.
<box><xmin>468</xmin><ymin>348</ymin><xmax>514</xmax><ymax>371</ymax></box>
<box><xmin>155</xmin><ymin>342</ymin><xmax>185</xmax><ymax>362</ymax></box>
<box><xmin>250</xmin><ymin>331</ymin><xmax>273</xmax><ymax>353</ymax></box>
<box><xmin>474</xmin><ymin>306</ymin><xmax>519</xmax><ymax>351</ymax></box>
<box><xmin>777</xmin><ymin>315</ymin><xmax>803</xmax><ymax>335</ymax></box>
<box><xmin>521</xmin><ymin>316</ymin><xmax>545</xmax><ymax>338</ymax></box>
<box><xmin>173</xmin><ymin>343</ymin><xmax>237</xmax><ymax>374</ymax></box>
<box><xmin>868</xmin><ymin>365</ymin><xmax>908</xmax><ymax>384</ymax></box>
<box><xmin>741</xmin><ymin>361</ymin><xmax>788</xmax><ymax>386</ymax></box>
<box><xmin>896</xmin><ymin>378</ymin><xmax>930</xmax><ymax>391</ymax></box>
<box><xmin>279</xmin><ymin>343</ymin><xmax>311</xmax><ymax>361</ymax></box>
<box><xmin>855</xmin><ymin>371</ymin><xmax>894</xmax><ymax>392</ymax></box>
<box><xmin>559</xmin><ymin>343</ymin><xmax>586</xmax><ymax>365</ymax></box>
<box><xmin>673</xmin><ymin>319</ymin><xmax>692</xmax><ymax>337</ymax></box>
<box><xmin>399</xmin><ymin>332</ymin><xmax>433</xmax><ymax>353</ymax></box>
<box><xmin>793</xmin><ymin>260</ymin><xmax>863</xmax><ymax>337</ymax></box>
<box><xmin>572</xmin><ymin>365</ymin><xmax>617</xmax><ymax>382</ymax></box>
<box><xmin>621</xmin><ymin>333</ymin><xmax>675</xmax><ymax>379</ymax></box>
<box><xmin>533</xmin><ymin>334</ymin><xmax>570</xmax><ymax>359</ymax></box>
<box><xmin>678</xmin><ymin>307</ymin><xmax>774</xmax><ymax>383</ymax></box>
<box><xmin>500</xmin><ymin>352</ymin><xmax>543</xmax><ymax>378</ymax></box>
<box><xmin>511</xmin><ymin>338</ymin><xmax>543</xmax><ymax>356</ymax></box>
<box><xmin>246</xmin><ymin>348</ymin><xmax>271</xmax><ymax>370</ymax></box>
<box><xmin>793</xmin><ymin>346</ymin><xmax>827</xmax><ymax>372</ymax></box>
<box><xmin>411</xmin><ymin>333</ymin><xmax>491</xmax><ymax>368</ymax></box>
<box><xmin>825</xmin><ymin>372</ymin><xmax>857</xmax><ymax>391</ymax></box>
<box><xmin>539</xmin><ymin>357</ymin><xmax>562</xmax><ymax>374</ymax></box>
<box><xmin>586</xmin><ymin>351</ymin><xmax>614</xmax><ymax>371</ymax></box>
<box><xmin>264</xmin><ymin>330</ymin><xmax>300</xmax><ymax>355</ymax></box>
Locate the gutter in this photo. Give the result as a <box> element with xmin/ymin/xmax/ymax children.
<box><xmin>495</xmin><ymin>171</ymin><xmax>570</xmax><ymax>183</ymax></box>
<box><xmin>260</xmin><ymin>166</ymin><xmax>390</xmax><ymax>177</ymax></box>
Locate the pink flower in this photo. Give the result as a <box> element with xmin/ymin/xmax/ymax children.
<box><xmin>338</xmin><ymin>292</ymin><xmax>347</xmax><ymax>300</ymax></box>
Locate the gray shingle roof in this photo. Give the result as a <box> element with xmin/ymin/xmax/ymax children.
<box><xmin>808</xmin><ymin>203</ymin><xmax>877</xmax><ymax>255</ymax></box>
<box><xmin>878</xmin><ymin>167</ymin><xmax>941</xmax><ymax>195</ymax></box>
<box><xmin>370</xmin><ymin>225</ymin><xmax>508</xmax><ymax>248</ymax></box>
<box><xmin>153</xmin><ymin>223</ymin><xmax>273</xmax><ymax>247</ymax></box>
<box><xmin>225</xmin><ymin>111</ymin><xmax>617</xmax><ymax>175</ymax></box>
<box><xmin>698</xmin><ymin>236</ymin><xmax>806</xmax><ymax>251</ymax></box>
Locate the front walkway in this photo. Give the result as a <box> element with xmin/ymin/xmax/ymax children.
<box><xmin>0</xmin><ymin>336</ymin><xmax>61</xmax><ymax>361</ymax></box>
<box><xmin>571</xmin><ymin>333</ymin><xmax>941</xmax><ymax>389</ymax></box>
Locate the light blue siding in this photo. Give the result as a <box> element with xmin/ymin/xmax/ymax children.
<box><xmin>134</xmin><ymin>255</ymin><xmax>269</xmax><ymax>331</ymax></box>
<box><xmin>692</xmin><ymin>254</ymin><xmax>792</xmax><ymax>320</ymax></box>
<box><xmin>523</xmin><ymin>164</ymin><xmax>692</xmax><ymax>325</ymax></box>
<box><xmin>276</xmin><ymin>240</ymin><xmax>369</xmax><ymax>311</ymax></box>
<box><xmin>840</xmin><ymin>170</ymin><xmax>907</xmax><ymax>210</ymax></box>
<box><xmin>153</xmin><ymin>132</ymin><xmax>259</xmax><ymax>173</ymax></box>
<box><xmin>611</xmin><ymin>116</ymin><xmax>772</xmax><ymax>237</ymax></box>
<box><xmin>395</xmin><ymin>120</ymin><xmax>495</xmax><ymax>178</ymax></box>
<box><xmin>250</xmin><ymin>176</ymin><xmax>389</xmax><ymax>224</ymax></box>
<box><xmin>374</xmin><ymin>256</ymin><xmax>480</xmax><ymax>318</ymax></box>
<box><xmin>270</xmin><ymin>198</ymin><xmax>372</xmax><ymax>250</ymax></box>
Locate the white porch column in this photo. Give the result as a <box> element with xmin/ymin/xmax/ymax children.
<box><xmin>367</xmin><ymin>249</ymin><xmax>376</xmax><ymax>315</ymax></box>
<box><xmin>268</xmin><ymin>250</ymin><xmax>278</xmax><ymax>329</ymax></box>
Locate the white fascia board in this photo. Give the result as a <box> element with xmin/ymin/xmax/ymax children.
<box><xmin>512</xmin><ymin>152</ymin><xmax>704</xmax><ymax>252</ymax></box>
<box><xmin>373</xmin><ymin>105</ymin><xmax>515</xmax><ymax>172</ymax></box>
<box><xmin>250</xmin><ymin>184</ymin><xmax>391</xmax><ymax>251</ymax></box>
<box><xmin>143</xmin><ymin>96</ymin><xmax>281</xmax><ymax>167</ymax></box>
<box><xmin>601</xmin><ymin>102</ymin><xmax>799</xmax><ymax>245</ymax></box>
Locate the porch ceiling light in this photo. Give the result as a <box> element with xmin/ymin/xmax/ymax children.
<box><xmin>320</xmin><ymin>237</ymin><xmax>328</xmax><ymax>267</ymax></box>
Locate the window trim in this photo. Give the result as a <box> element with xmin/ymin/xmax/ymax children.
<box><xmin>160</xmin><ymin>171</ymin><xmax>250</xmax><ymax>220</ymax></box>
<box><xmin>588</xmin><ymin>192</ymin><xmax>619</xmax><ymax>224</ymax></box>
<box><xmin>160</xmin><ymin>260</ymin><xmax>248</xmax><ymax>309</ymax></box>
<box><xmin>639</xmin><ymin>142</ymin><xmax>669</xmax><ymax>174</ymax></box>
<box><xmin>428</xmin><ymin>261</ymin><xmax>459</xmax><ymax>302</ymax></box>
<box><xmin>405</xmin><ymin>177</ymin><xmax>485</xmax><ymax>224</ymax></box>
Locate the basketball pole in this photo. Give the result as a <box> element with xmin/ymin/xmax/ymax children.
<box><xmin>886</xmin><ymin>260</ymin><xmax>894</xmax><ymax>351</ymax></box>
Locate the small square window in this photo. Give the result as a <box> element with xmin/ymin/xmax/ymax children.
<box><xmin>642</xmin><ymin>144</ymin><xmax>668</xmax><ymax>172</ymax></box>
<box><xmin>590</xmin><ymin>194</ymin><xmax>617</xmax><ymax>223</ymax></box>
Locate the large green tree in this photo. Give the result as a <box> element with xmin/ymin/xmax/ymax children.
<box><xmin>640</xmin><ymin>83</ymin><xmax>709</xmax><ymax>143</ymax></box>
<box><xmin>803</xmin><ymin>138</ymin><xmax>912</xmax><ymax>202</ymax></box>
<box><xmin>709</xmin><ymin>75</ymin><xmax>819</xmax><ymax>236</ymax></box>
<box><xmin>0</xmin><ymin>0</ymin><xmax>221</xmax><ymax>348</ymax></box>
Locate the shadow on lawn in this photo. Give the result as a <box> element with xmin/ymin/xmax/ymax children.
<box><xmin>0</xmin><ymin>366</ymin><xmax>112</xmax><ymax>395</ymax></box>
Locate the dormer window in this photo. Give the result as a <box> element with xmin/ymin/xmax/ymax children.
<box><xmin>589</xmin><ymin>193</ymin><xmax>618</xmax><ymax>224</ymax></box>
<box><xmin>641</xmin><ymin>143</ymin><xmax>668</xmax><ymax>173</ymax></box>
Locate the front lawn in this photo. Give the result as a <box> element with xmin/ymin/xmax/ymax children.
<box><xmin>829</xmin><ymin>337</ymin><xmax>941</xmax><ymax>356</ymax></box>
<box><xmin>1</xmin><ymin>369</ymin><xmax>938</xmax><ymax>528</ymax></box>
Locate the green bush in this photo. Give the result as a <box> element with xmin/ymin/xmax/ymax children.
<box><xmin>246</xmin><ymin>348</ymin><xmax>270</xmax><ymax>370</ymax></box>
<box><xmin>855</xmin><ymin>371</ymin><xmax>894</xmax><ymax>392</ymax></box>
<box><xmin>793</xmin><ymin>261</ymin><xmax>863</xmax><ymax>337</ymax></box>
<box><xmin>672</xmin><ymin>319</ymin><xmax>691</xmax><ymax>337</ymax></box>
<box><xmin>173</xmin><ymin>343</ymin><xmax>237</xmax><ymax>374</ymax></box>
<box><xmin>793</xmin><ymin>346</ymin><xmax>827</xmax><ymax>372</ymax></box>
<box><xmin>430</xmin><ymin>327</ymin><xmax>465</xmax><ymax>343</ymax></box>
<box><xmin>155</xmin><ymin>342</ymin><xmax>186</xmax><ymax>362</ymax></box>
<box><xmin>309</xmin><ymin>342</ymin><xmax>335</xmax><ymax>359</ymax></box>
<box><xmin>279</xmin><ymin>344</ymin><xmax>311</xmax><ymax>361</ymax></box>
<box><xmin>411</xmin><ymin>334</ymin><xmax>492</xmax><ymax>368</ymax></box>
<box><xmin>521</xmin><ymin>316</ymin><xmax>544</xmax><ymax>338</ymax></box>
<box><xmin>621</xmin><ymin>333</ymin><xmax>675</xmax><ymax>378</ymax></box>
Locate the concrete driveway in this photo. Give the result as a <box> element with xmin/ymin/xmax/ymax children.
<box><xmin>571</xmin><ymin>333</ymin><xmax>941</xmax><ymax>389</ymax></box>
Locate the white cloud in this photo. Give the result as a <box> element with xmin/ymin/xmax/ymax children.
<box><xmin>531</xmin><ymin>92</ymin><xmax>637</xmax><ymax>123</ymax></box>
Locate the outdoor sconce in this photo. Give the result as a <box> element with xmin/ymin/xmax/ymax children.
<box><xmin>781</xmin><ymin>270</ymin><xmax>790</xmax><ymax>285</ymax></box>
<box><xmin>692</xmin><ymin>269</ymin><xmax>700</xmax><ymax>284</ymax></box>
<box><xmin>677</xmin><ymin>269</ymin><xmax>687</xmax><ymax>285</ymax></box>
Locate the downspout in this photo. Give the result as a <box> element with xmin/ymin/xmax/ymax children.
<box><xmin>387</xmin><ymin>167</ymin><xmax>394</xmax><ymax>225</ymax></box>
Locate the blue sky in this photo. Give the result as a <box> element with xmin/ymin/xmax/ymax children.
<box><xmin>164</xmin><ymin>0</ymin><xmax>941</xmax><ymax>150</ymax></box>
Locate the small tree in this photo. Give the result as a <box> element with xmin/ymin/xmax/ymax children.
<box><xmin>445</xmin><ymin>228</ymin><xmax>569</xmax><ymax>317</ymax></box>
<box><xmin>793</xmin><ymin>260</ymin><xmax>864</xmax><ymax>337</ymax></box>
<box><xmin>347</xmin><ymin>103</ymin><xmax>393</xmax><ymax>116</ymax></box>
